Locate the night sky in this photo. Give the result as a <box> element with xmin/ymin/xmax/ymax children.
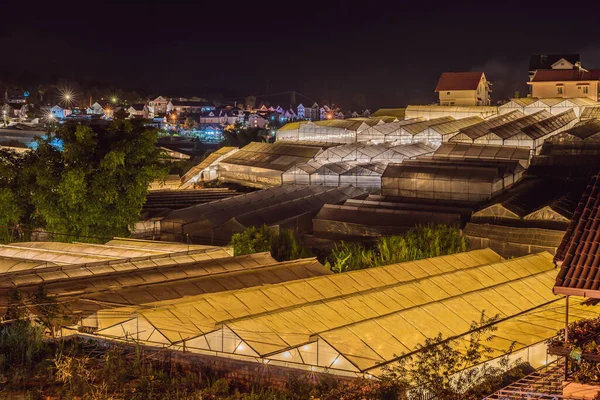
<box><xmin>2</xmin><ymin>1</ymin><xmax>600</xmax><ymax>110</ymax></box>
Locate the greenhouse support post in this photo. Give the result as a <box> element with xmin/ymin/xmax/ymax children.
<box><xmin>565</xmin><ymin>295</ymin><xmax>569</xmax><ymax>381</ymax></box>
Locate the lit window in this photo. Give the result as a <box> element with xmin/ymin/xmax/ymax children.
<box><xmin>557</xmin><ymin>87</ymin><xmax>563</xmax><ymax>95</ymax></box>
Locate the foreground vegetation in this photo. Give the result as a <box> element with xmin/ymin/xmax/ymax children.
<box><xmin>0</xmin><ymin>312</ymin><xmax>529</xmax><ymax>399</ymax></box>
<box><xmin>230</xmin><ymin>224</ymin><xmax>468</xmax><ymax>272</ymax></box>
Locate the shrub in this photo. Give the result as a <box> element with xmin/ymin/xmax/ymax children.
<box><xmin>231</xmin><ymin>225</ymin><xmax>311</xmax><ymax>262</ymax></box>
<box><xmin>326</xmin><ymin>224</ymin><xmax>468</xmax><ymax>272</ymax></box>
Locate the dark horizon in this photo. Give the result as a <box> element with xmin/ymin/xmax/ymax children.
<box><xmin>3</xmin><ymin>1</ymin><xmax>600</xmax><ymax>109</ymax></box>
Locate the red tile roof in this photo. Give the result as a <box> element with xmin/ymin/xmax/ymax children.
<box><xmin>435</xmin><ymin>72</ymin><xmax>484</xmax><ymax>92</ymax></box>
<box><xmin>554</xmin><ymin>173</ymin><xmax>600</xmax><ymax>296</ymax></box>
<box><xmin>531</xmin><ymin>69</ymin><xmax>600</xmax><ymax>82</ymax></box>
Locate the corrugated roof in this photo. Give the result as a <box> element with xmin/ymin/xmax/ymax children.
<box><xmin>555</xmin><ymin>173</ymin><xmax>600</xmax><ymax>296</ymax></box>
<box><xmin>435</xmin><ymin>72</ymin><xmax>484</xmax><ymax>91</ymax></box>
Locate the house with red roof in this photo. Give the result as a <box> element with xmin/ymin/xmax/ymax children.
<box><xmin>528</xmin><ymin>68</ymin><xmax>600</xmax><ymax>101</ymax></box>
<box><xmin>435</xmin><ymin>72</ymin><xmax>491</xmax><ymax>106</ymax></box>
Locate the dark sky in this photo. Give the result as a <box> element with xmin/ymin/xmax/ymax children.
<box><xmin>2</xmin><ymin>1</ymin><xmax>600</xmax><ymax>109</ymax></box>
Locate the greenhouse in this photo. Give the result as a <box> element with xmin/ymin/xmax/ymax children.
<box><xmin>449</xmin><ymin>110</ymin><xmax>524</xmax><ymax>144</ymax></box>
<box><xmin>548</xmin><ymin>118</ymin><xmax>600</xmax><ymax>142</ymax></box>
<box><xmin>218</xmin><ymin>142</ymin><xmax>330</xmax><ymax>187</ymax></box>
<box><xmin>522</xmin><ymin>98</ymin><xmax>562</xmax><ymax>115</ymax></box>
<box><xmin>294</xmin><ymin>119</ymin><xmax>374</xmax><ymax>143</ymax></box>
<box><xmin>487</xmin><ymin>110</ymin><xmax>552</xmax><ymax>143</ymax></box>
<box><xmin>309</xmin><ymin>162</ymin><xmax>354</xmax><ymax>186</ymax></box>
<box><xmin>275</xmin><ymin>121</ymin><xmax>309</xmax><ymax>141</ymax></box>
<box><xmin>503</xmin><ymin>109</ymin><xmax>577</xmax><ymax>152</ymax></box>
<box><xmin>464</xmin><ymin>223</ymin><xmax>566</xmax><ymax>257</ymax></box>
<box><xmin>396</xmin><ymin>116</ymin><xmax>455</xmax><ymax>144</ymax></box>
<box><xmin>432</xmin><ymin>143</ymin><xmax>531</xmax><ymax>168</ymax></box>
<box><xmin>471</xmin><ymin>178</ymin><xmax>578</xmax><ymax>224</ymax></box>
<box><xmin>414</xmin><ymin>116</ymin><xmax>483</xmax><ymax>144</ymax></box>
<box><xmin>404</xmin><ymin>105</ymin><xmax>498</xmax><ymax>120</ymax></box>
<box><xmin>1</xmin><ymin>249</ymin><xmax>332</xmax><ymax>318</ymax></box>
<box><xmin>381</xmin><ymin>159</ymin><xmax>524</xmax><ymax>202</ymax></box>
<box><xmin>180</xmin><ymin>146</ymin><xmax>238</xmax><ymax>187</ymax></box>
<box><xmin>338</xmin><ymin>163</ymin><xmax>387</xmax><ymax>190</ymax></box>
<box><xmin>313</xmin><ymin>142</ymin><xmax>436</xmax><ymax>164</ymax></box>
<box><xmin>355</xmin><ymin>118</ymin><xmax>423</xmax><ymax>143</ymax></box>
<box><xmin>580</xmin><ymin>105</ymin><xmax>600</xmax><ymax>120</ymax></box>
<box><xmin>159</xmin><ymin>185</ymin><xmax>365</xmax><ymax>244</ymax></box>
<box><xmin>498</xmin><ymin>98</ymin><xmax>538</xmax><ymax>115</ymax></box>
<box><xmin>312</xmin><ymin>203</ymin><xmax>461</xmax><ymax>239</ymax></box>
<box><xmin>83</xmin><ymin>250</ymin><xmax>598</xmax><ymax>377</ymax></box>
<box><xmin>281</xmin><ymin>161</ymin><xmax>321</xmax><ymax>185</ymax></box>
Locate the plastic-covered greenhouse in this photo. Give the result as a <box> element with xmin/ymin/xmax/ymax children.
<box><xmin>498</xmin><ymin>98</ymin><xmax>538</xmax><ymax>115</ymax></box>
<box><xmin>405</xmin><ymin>105</ymin><xmax>498</xmax><ymax>120</ymax></box>
<box><xmin>338</xmin><ymin>163</ymin><xmax>387</xmax><ymax>190</ymax></box>
<box><xmin>0</xmin><ymin>244</ymin><xmax>333</xmax><ymax>318</ymax></box>
<box><xmin>464</xmin><ymin>223</ymin><xmax>566</xmax><ymax>257</ymax></box>
<box><xmin>581</xmin><ymin>105</ymin><xmax>600</xmax><ymax>120</ymax></box>
<box><xmin>218</xmin><ymin>142</ymin><xmax>329</xmax><ymax>187</ymax></box>
<box><xmin>159</xmin><ymin>185</ymin><xmax>365</xmax><ymax>244</ymax></box>
<box><xmin>471</xmin><ymin>178</ymin><xmax>578</xmax><ymax>224</ymax></box>
<box><xmin>381</xmin><ymin>158</ymin><xmax>524</xmax><ymax>202</ymax></box>
<box><xmin>415</xmin><ymin>116</ymin><xmax>483</xmax><ymax>144</ymax></box>
<box><xmin>82</xmin><ymin>250</ymin><xmax>597</xmax><ymax>377</ymax></box>
<box><xmin>312</xmin><ymin>203</ymin><xmax>461</xmax><ymax>239</ymax></box>
<box><xmin>432</xmin><ymin>143</ymin><xmax>531</xmax><ymax>168</ymax></box>
<box><xmin>356</xmin><ymin>118</ymin><xmax>423</xmax><ymax>143</ymax></box>
<box><xmin>503</xmin><ymin>109</ymin><xmax>577</xmax><ymax>152</ymax></box>
<box><xmin>396</xmin><ymin>116</ymin><xmax>455</xmax><ymax>144</ymax></box>
<box><xmin>522</xmin><ymin>98</ymin><xmax>563</xmax><ymax>115</ymax></box>
<box><xmin>549</xmin><ymin>119</ymin><xmax>600</xmax><ymax>142</ymax></box>
<box><xmin>310</xmin><ymin>162</ymin><xmax>354</xmax><ymax>186</ymax></box>
<box><xmin>181</xmin><ymin>147</ymin><xmax>238</xmax><ymax>187</ymax></box>
<box><xmin>450</xmin><ymin>110</ymin><xmax>524</xmax><ymax>144</ymax></box>
<box><xmin>281</xmin><ymin>161</ymin><xmax>321</xmax><ymax>185</ymax></box>
<box><xmin>294</xmin><ymin>120</ymin><xmax>373</xmax><ymax>143</ymax></box>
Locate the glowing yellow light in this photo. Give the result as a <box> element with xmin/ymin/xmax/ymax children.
<box><xmin>111</xmin><ymin>97</ymin><xmax>117</xmax><ymax>103</ymax></box>
<box><xmin>48</xmin><ymin>113</ymin><xmax>53</xmax><ymax>119</ymax></box>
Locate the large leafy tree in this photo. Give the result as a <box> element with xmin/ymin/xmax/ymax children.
<box><xmin>19</xmin><ymin>118</ymin><xmax>167</xmax><ymax>242</ymax></box>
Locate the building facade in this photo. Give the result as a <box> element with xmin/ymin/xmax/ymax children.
<box><xmin>435</xmin><ymin>72</ymin><xmax>491</xmax><ymax>106</ymax></box>
<box><xmin>528</xmin><ymin>69</ymin><xmax>600</xmax><ymax>101</ymax></box>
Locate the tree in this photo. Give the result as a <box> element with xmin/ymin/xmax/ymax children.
<box><xmin>381</xmin><ymin>312</ymin><xmax>524</xmax><ymax>400</ymax></box>
<box><xmin>245</xmin><ymin>95</ymin><xmax>256</xmax><ymax>110</ymax></box>
<box><xmin>20</xmin><ymin>119</ymin><xmax>167</xmax><ymax>242</ymax></box>
<box><xmin>183</xmin><ymin>117</ymin><xmax>198</xmax><ymax>131</ymax></box>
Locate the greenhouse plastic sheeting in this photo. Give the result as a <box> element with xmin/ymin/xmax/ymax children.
<box><xmin>87</xmin><ymin>251</ymin><xmax>589</xmax><ymax>376</ymax></box>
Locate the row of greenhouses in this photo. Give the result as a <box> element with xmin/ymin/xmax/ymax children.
<box><xmin>81</xmin><ymin>250</ymin><xmax>599</xmax><ymax>377</ymax></box>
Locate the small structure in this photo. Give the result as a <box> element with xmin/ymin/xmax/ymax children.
<box><xmin>435</xmin><ymin>72</ymin><xmax>492</xmax><ymax>106</ymax></box>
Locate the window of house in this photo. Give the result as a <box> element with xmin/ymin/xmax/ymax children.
<box><xmin>583</xmin><ymin>86</ymin><xmax>589</xmax><ymax>94</ymax></box>
<box><xmin>557</xmin><ymin>87</ymin><xmax>563</xmax><ymax>95</ymax></box>
<box><xmin>447</xmin><ymin>92</ymin><xmax>451</xmax><ymax>95</ymax></box>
